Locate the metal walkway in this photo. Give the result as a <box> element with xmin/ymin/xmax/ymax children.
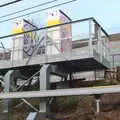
<box><xmin>0</xmin><ymin>50</ymin><xmax>109</xmax><ymax>71</ymax></box>
<box><xmin>0</xmin><ymin>17</ymin><xmax>110</xmax><ymax>72</ymax></box>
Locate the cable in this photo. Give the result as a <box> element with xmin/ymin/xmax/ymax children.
<box><xmin>0</xmin><ymin>0</ymin><xmax>77</xmax><ymax>24</ymax></box>
<box><xmin>0</xmin><ymin>0</ymin><xmax>58</xmax><ymax>19</ymax></box>
<box><xmin>0</xmin><ymin>18</ymin><xmax>93</xmax><ymax>40</ymax></box>
<box><xmin>0</xmin><ymin>0</ymin><xmax>22</xmax><ymax>8</ymax></box>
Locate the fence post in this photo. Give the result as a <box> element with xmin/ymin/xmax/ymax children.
<box><xmin>89</xmin><ymin>19</ymin><xmax>93</xmax><ymax>56</ymax></box>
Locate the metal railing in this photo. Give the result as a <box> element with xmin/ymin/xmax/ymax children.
<box><xmin>111</xmin><ymin>53</ymin><xmax>120</xmax><ymax>68</ymax></box>
<box><xmin>0</xmin><ymin>17</ymin><xmax>109</xmax><ymax>66</ymax></box>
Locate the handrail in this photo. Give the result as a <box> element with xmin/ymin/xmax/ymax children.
<box><xmin>92</xmin><ymin>18</ymin><xmax>109</xmax><ymax>37</ymax></box>
<box><xmin>1</xmin><ymin>85</ymin><xmax>120</xmax><ymax>99</ymax></box>
<box><xmin>0</xmin><ymin>17</ymin><xmax>109</xmax><ymax>40</ymax></box>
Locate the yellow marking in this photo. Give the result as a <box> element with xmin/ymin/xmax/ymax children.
<box><xmin>47</xmin><ymin>20</ymin><xmax>62</xmax><ymax>26</ymax></box>
<box><xmin>12</xmin><ymin>28</ymin><xmax>39</xmax><ymax>40</ymax></box>
<box><xmin>89</xmin><ymin>85</ymin><xmax>120</xmax><ymax>89</ymax></box>
<box><xmin>12</xmin><ymin>28</ymin><xmax>24</xmax><ymax>34</ymax></box>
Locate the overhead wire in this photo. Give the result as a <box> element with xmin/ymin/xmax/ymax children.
<box><xmin>0</xmin><ymin>0</ymin><xmax>77</xmax><ymax>24</ymax></box>
<box><xmin>0</xmin><ymin>0</ymin><xmax>22</xmax><ymax>8</ymax></box>
<box><xmin>0</xmin><ymin>18</ymin><xmax>93</xmax><ymax>40</ymax></box>
<box><xmin>0</xmin><ymin>0</ymin><xmax>58</xmax><ymax>19</ymax></box>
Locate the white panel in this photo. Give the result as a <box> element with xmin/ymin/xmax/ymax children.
<box><xmin>11</xmin><ymin>19</ymin><xmax>38</xmax><ymax>60</ymax></box>
<box><xmin>47</xmin><ymin>9</ymin><xmax>72</xmax><ymax>55</ymax></box>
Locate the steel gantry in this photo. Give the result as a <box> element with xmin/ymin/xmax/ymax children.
<box><xmin>0</xmin><ymin>17</ymin><xmax>113</xmax><ymax>119</ymax></box>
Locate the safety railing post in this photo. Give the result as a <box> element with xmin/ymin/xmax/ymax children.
<box><xmin>89</xmin><ymin>19</ymin><xmax>93</xmax><ymax>56</ymax></box>
<box><xmin>98</xmin><ymin>26</ymin><xmax>102</xmax><ymax>62</ymax></box>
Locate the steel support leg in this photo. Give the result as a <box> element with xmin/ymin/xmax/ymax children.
<box><xmin>39</xmin><ymin>64</ymin><xmax>67</xmax><ymax>114</ymax></box>
<box><xmin>96</xmin><ymin>99</ymin><xmax>101</xmax><ymax>114</ymax></box>
<box><xmin>39</xmin><ymin>65</ymin><xmax>51</xmax><ymax>114</ymax></box>
<box><xmin>3</xmin><ymin>70</ymin><xmax>21</xmax><ymax>119</ymax></box>
<box><xmin>94</xmin><ymin>94</ymin><xmax>102</xmax><ymax>115</ymax></box>
<box><xmin>3</xmin><ymin>70</ymin><xmax>16</xmax><ymax>119</ymax></box>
